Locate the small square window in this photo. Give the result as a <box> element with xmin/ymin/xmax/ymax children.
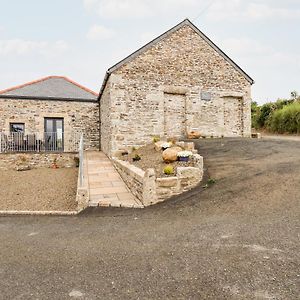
<box><xmin>10</xmin><ymin>123</ymin><xmax>25</xmax><ymax>133</ymax></box>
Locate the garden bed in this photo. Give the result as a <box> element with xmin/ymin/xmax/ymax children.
<box><xmin>119</xmin><ymin>144</ymin><xmax>196</xmax><ymax>177</ymax></box>
<box><xmin>113</xmin><ymin>141</ymin><xmax>204</xmax><ymax>206</ymax></box>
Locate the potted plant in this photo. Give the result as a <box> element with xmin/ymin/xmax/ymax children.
<box><xmin>177</xmin><ymin>151</ymin><xmax>193</xmax><ymax>162</ymax></box>
<box><xmin>161</xmin><ymin>142</ymin><xmax>171</xmax><ymax>151</ymax></box>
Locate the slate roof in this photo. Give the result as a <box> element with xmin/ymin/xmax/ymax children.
<box><xmin>0</xmin><ymin>76</ymin><xmax>98</xmax><ymax>102</ymax></box>
<box><xmin>98</xmin><ymin>18</ymin><xmax>254</xmax><ymax>100</ymax></box>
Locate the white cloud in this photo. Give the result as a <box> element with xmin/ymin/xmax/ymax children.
<box><xmin>84</xmin><ymin>0</ymin><xmax>151</xmax><ymax>18</ymax></box>
<box><xmin>206</xmin><ymin>0</ymin><xmax>300</xmax><ymax>22</ymax></box>
<box><xmin>82</xmin><ymin>0</ymin><xmax>300</xmax><ymax>21</ymax></box>
<box><xmin>86</xmin><ymin>25</ymin><xmax>115</xmax><ymax>41</ymax></box>
<box><xmin>246</xmin><ymin>2</ymin><xmax>300</xmax><ymax>19</ymax></box>
<box><xmin>220</xmin><ymin>37</ymin><xmax>300</xmax><ymax>69</ymax></box>
<box><xmin>83</xmin><ymin>0</ymin><xmax>200</xmax><ymax>19</ymax></box>
<box><xmin>0</xmin><ymin>39</ymin><xmax>68</xmax><ymax>57</ymax></box>
<box><xmin>220</xmin><ymin>37</ymin><xmax>273</xmax><ymax>56</ymax></box>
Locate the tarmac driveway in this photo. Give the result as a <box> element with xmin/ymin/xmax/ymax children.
<box><xmin>0</xmin><ymin>138</ymin><xmax>299</xmax><ymax>299</ymax></box>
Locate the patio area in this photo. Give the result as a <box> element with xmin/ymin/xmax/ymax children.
<box><xmin>0</xmin><ymin>132</ymin><xmax>82</xmax><ymax>153</ymax></box>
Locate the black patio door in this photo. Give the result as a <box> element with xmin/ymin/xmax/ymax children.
<box><xmin>44</xmin><ymin>118</ymin><xmax>64</xmax><ymax>151</ymax></box>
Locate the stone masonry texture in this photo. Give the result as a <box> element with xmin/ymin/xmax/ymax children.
<box><xmin>0</xmin><ymin>153</ymin><xmax>78</xmax><ymax>170</ymax></box>
<box><xmin>0</xmin><ymin>99</ymin><xmax>100</xmax><ymax>150</ymax></box>
<box><xmin>100</xmin><ymin>24</ymin><xmax>252</xmax><ymax>157</ymax></box>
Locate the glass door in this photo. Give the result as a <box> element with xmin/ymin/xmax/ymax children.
<box><xmin>44</xmin><ymin>118</ymin><xmax>64</xmax><ymax>151</ymax></box>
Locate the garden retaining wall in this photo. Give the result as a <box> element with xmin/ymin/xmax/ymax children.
<box><xmin>113</xmin><ymin>154</ymin><xmax>204</xmax><ymax>206</ymax></box>
<box><xmin>0</xmin><ymin>152</ymin><xmax>78</xmax><ymax>170</ymax></box>
<box><xmin>75</xmin><ymin>152</ymin><xmax>89</xmax><ymax>211</ymax></box>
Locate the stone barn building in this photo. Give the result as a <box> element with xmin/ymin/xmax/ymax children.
<box><xmin>99</xmin><ymin>19</ymin><xmax>254</xmax><ymax>157</ymax></box>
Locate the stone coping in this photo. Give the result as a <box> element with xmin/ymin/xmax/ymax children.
<box><xmin>0</xmin><ymin>210</ymin><xmax>78</xmax><ymax>216</ymax></box>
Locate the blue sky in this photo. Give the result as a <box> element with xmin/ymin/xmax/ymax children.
<box><xmin>0</xmin><ymin>0</ymin><xmax>299</xmax><ymax>104</ymax></box>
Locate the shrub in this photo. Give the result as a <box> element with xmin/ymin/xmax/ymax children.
<box><xmin>256</xmin><ymin>102</ymin><xmax>274</xmax><ymax>128</ymax></box>
<box><xmin>251</xmin><ymin>101</ymin><xmax>260</xmax><ymax>129</ymax></box>
<box><xmin>152</xmin><ymin>136</ymin><xmax>160</xmax><ymax>143</ymax></box>
<box><xmin>133</xmin><ymin>154</ymin><xmax>141</xmax><ymax>161</ymax></box>
<box><xmin>268</xmin><ymin>102</ymin><xmax>300</xmax><ymax>134</ymax></box>
<box><xmin>252</xmin><ymin>91</ymin><xmax>300</xmax><ymax>132</ymax></box>
<box><xmin>163</xmin><ymin>165</ymin><xmax>174</xmax><ymax>175</ymax></box>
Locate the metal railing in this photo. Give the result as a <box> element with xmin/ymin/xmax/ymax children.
<box><xmin>0</xmin><ymin>132</ymin><xmax>82</xmax><ymax>153</ymax></box>
<box><xmin>78</xmin><ymin>134</ymin><xmax>84</xmax><ymax>187</ymax></box>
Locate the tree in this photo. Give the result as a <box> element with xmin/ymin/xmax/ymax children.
<box><xmin>251</xmin><ymin>101</ymin><xmax>260</xmax><ymax>129</ymax></box>
<box><xmin>291</xmin><ymin>91</ymin><xmax>298</xmax><ymax>101</ymax></box>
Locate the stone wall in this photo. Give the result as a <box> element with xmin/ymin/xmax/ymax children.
<box><xmin>76</xmin><ymin>152</ymin><xmax>90</xmax><ymax>212</ymax></box>
<box><xmin>0</xmin><ymin>153</ymin><xmax>78</xmax><ymax>170</ymax></box>
<box><xmin>113</xmin><ymin>153</ymin><xmax>203</xmax><ymax>206</ymax></box>
<box><xmin>0</xmin><ymin>98</ymin><xmax>100</xmax><ymax>150</ymax></box>
<box><xmin>101</xmin><ymin>24</ymin><xmax>252</xmax><ymax>157</ymax></box>
<box><xmin>100</xmin><ymin>78</ymin><xmax>112</xmax><ymax>155</ymax></box>
<box><xmin>113</xmin><ymin>159</ymin><xmax>145</xmax><ymax>201</ymax></box>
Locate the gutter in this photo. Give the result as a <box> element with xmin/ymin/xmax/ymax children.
<box><xmin>98</xmin><ymin>71</ymin><xmax>110</xmax><ymax>101</ymax></box>
<box><xmin>0</xmin><ymin>95</ymin><xmax>98</xmax><ymax>103</ymax></box>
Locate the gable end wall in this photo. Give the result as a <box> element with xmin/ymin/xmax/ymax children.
<box><xmin>101</xmin><ymin>25</ymin><xmax>252</xmax><ymax>156</ymax></box>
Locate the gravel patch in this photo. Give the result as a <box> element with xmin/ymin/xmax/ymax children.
<box><xmin>0</xmin><ymin>168</ymin><xmax>78</xmax><ymax>211</ymax></box>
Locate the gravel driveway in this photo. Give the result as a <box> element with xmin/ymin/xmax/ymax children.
<box><xmin>0</xmin><ymin>138</ymin><xmax>299</xmax><ymax>299</ymax></box>
<box><xmin>0</xmin><ymin>168</ymin><xmax>78</xmax><ymax>211</ymax></box>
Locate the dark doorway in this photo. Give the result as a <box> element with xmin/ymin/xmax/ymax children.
<box><xmin>44</xmin><ymin>118</ymin><xmax>64</xmax><ymax>151</ymax></box>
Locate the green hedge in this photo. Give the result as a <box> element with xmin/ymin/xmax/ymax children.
<box><xmin>267</xmin><ymin>102</ymin><xmax>300</xmax><ymax>134</ymax></box>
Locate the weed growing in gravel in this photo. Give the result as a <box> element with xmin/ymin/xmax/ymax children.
<box><xmin>207</xmin><ymin>178</ymin><xmax>216</xmax><ymax>185</ymax></box>
<box><xmin>203</xmin><ymin>178</ymin><xmax>216</xmax><ymax>189</ymax></box>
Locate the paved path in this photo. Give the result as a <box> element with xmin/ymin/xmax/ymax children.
<box><xmin>85</xmin><ymin>151</ymin><xmax>143</xmax><ymax>208</ymax></box>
